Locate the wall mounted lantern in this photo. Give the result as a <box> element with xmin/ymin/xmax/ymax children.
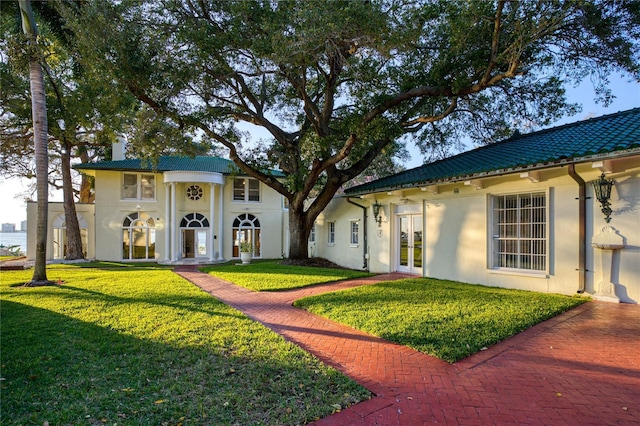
<box><xmin>372</xmin><ymin>200</ymin><xmax>382</xmax><ymax>227</ymax></box>
<box><xmin>593</xmin><ymin>173</ymin><xmax>614</xmax><ymax>223</ymax></box>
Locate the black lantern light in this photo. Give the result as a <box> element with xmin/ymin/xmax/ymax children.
<box><xmin>593</xmin><ymin>173</ymin><xmax>614</xmax><ymax>223</ymax></box>
<box><xmin>372</xmin><ymin>200</ymin><xmax>382</xmax><ymax>227</ymax></box>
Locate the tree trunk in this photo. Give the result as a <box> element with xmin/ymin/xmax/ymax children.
<box><xmin>287</xmin><ymin>205</ymin><xmax>312</xmax><ymax>260</ymax></box>
<box><xmin>28</xmin><ymin>60</ymin><xmax>52</xmax><ymax>284</ymax></box>
<box><xmin>78</xmin><ymin>150</ymin><xmax>94</xmax><ymax>202</ymax></box>
<box><xmin>21</xmin><ymin>0</ymin><xmax>53</xmax><ymax>285</ymax></box>
<box><xmin>61</xmin><ymin>142</ymin><xmax>84</xmax><ymax>260</ymax></box>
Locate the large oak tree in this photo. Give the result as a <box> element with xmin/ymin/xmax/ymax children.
<box><xmin>66</xmin><ymin>0</ymin><xmax>639</xmax><ymax>259</ymax></box>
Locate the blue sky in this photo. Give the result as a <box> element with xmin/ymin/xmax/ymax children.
<box><xmin>1</xmin><ymin>75</ymin><xmax>638</xmax><ymax>226</ymax></box>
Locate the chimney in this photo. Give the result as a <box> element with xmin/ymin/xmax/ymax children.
<box><xmin>112</xmin><ymin>136</ymin><xmax>125</xmax><ymax>161</ymax></box>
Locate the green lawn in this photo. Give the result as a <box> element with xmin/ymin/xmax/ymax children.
<box><xmin>201</xmin><ymin>260</ymin><xmax>373</xmax><ymax>291</ymax></box>
<box><xmin>0</xmin><ymin>263</ymin><xmax>370</xmax><ymax>425</ymax></box>
<box><xmin>294</xmin><ymin>278</ymin><xmax>587</xmax><ymax>363</ymax></box>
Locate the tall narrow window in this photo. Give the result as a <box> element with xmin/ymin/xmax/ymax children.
<box><xmin>350</xmin><ymin>220</ymin><xmax>359</xmax><ymax>245</ymax></box>
<box><xmin>492</xmin><ymin>192</ymin><xmax>546</xmax><ymax>271</ymax></box>
<box><xmin>328</xmin><ymin>222</ymin><xmax>335</xmax><ymax>245</ymax></box>
<box><xmin>309</xmin><ymin>223</ymin><xmax>316</xmax><ymax>243</ymax></box>
<box><xmin>232</xmin><ymin>178</ymin><xmax>260</xmax><ymax>202</ymax></box>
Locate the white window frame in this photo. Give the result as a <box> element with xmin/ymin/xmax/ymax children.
<box><xmin>350</xmin><ymin>220</ymin><xmax>359</xmax><ymax>246</ymax></box>
<box><xmin>328</xmin><ymin>221</ymin><xmax>335</xmax><ymax>245</ymax></box>
<box><xmin>490</xmin><ymin>191</ymin><xmax>548</xmax><ymax>274</ymax></box>
<box><xmin>122</xmin><ymin>173</ymin><xmax>156</xmax><ymax>201</ymax></box>
<box><xmin>232</xmin><ymin>178</ymin><xmax>261</xmax><ymax>203</ymax></box>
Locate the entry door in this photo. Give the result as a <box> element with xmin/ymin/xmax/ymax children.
<box><xmin>182</xmin><ymin>229</ymin><xmax>208</xmax><ymax>258</ymax></box>
<box><xmin>397</xmin><ymin>214</ymin><xmax>423</xmax><ymax>274</ymax></box>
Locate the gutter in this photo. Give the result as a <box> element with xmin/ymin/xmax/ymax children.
<box><xmin>347</xmin><ymin>198</ymin><xmax>368</xmax><ymax>271</ymax></box>
<box><xmin>567</xmin><ymin>164</ymin><xmax>587</xmax><ymax>293</ymax></box>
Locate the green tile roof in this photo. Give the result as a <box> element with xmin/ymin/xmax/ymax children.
<box><xmin>345</xmin><ymin>107</ymin><xmax>640</xmax><ymax>195</ymax></box>
<box><xmin>74</xmin><ymin>156</ymin><xmax>285</xmax><ymax>177</ymax></box>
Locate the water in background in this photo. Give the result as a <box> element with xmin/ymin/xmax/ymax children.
<box><xmin>0</xmin><ymin>232</ymin><xmax>27</xmax><ymax>255</ymax></box>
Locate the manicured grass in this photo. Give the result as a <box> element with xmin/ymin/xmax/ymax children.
<box><xmin>294</xmin><ymin>278</ymin><xmax>587</xmax><ymax>363</ymax></box>
<box><xmin>0</xmin><ymin>263</ymin><xmax>370</xmax><ymax>425</ymax></box>
<box><xmin>202</xmin><ymin>260</ymin><xmax>373</xmax><ymax>291</ymax></box>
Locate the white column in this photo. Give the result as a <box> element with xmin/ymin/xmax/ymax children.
<box><xmin>217</xmin><ymin>184</ymin><xmax>224</xmax><ymax>260</ymax></box>
<box><xmin>171</xmin><ymin>182</ymin><xmax>177</xmax><ymax>261</ymax></box>
<box><xmin>209</xmin><ymin>183</ymin><xmax>215</xmax><ymax>262</ymax></box>
<box><xmin>164</xmin><ymin>183</ymin><xmax>170</xmax><ymax>262</ymax></box>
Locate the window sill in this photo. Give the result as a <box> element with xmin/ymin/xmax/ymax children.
<box><xmin>350</xmin><ymin>244</ymin><xmax>359</xmax><ymax>248</ymax></box>
<box><xmin>488</xmin><ymin>268</ymin><xmax>548</xmax><ymax>279</ymax></box>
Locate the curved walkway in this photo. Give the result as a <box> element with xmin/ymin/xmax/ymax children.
<box><xmin>174</xmin><ymin>266</ymin><xmax>640</xmax><ymax>425</ymax></box>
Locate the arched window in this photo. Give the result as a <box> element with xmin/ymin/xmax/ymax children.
<box><xmin>52</xmin><ymin>214</ymin><xmax>88</xmax><ymax>259</ymax></box>
<box><xmin>180</xmin><ymin>212</ymin><xmax>209</xmax><ymax>228</ymax></box>
<box><xmin>122</xmin><ymin>212</ymin><xmax>156</xmax><ymax>260</ymax></box>
<box><xmin>232</xmin><ymin>213</ymin><xmax>261</xmax><ymax>257</ymax></box>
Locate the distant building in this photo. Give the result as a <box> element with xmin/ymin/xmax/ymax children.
<box><xmin>1</xmin><ymin>223</ymin><xmax>16</xmax><ymax>233</ymax></box>
<box><xmin>20</xmin><ymin>220</ymin><xmax>27</xmax><ymax>232</ymax></box>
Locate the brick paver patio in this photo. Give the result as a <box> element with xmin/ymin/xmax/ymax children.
<box><xmin>174</xmin><ymin>266</ymin><xmax>640</xmax><ymax>425</ymax></box>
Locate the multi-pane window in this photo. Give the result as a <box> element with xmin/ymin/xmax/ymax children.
<box><xmin>122</xmin><ymin>212</ymin><xmax>156</xmax><ymax>260</ymax></box>
<box><xmin>122</xmin><ymin>173</ymin><xmax>155</xmax><ymax>200</ymax></box>
<box><xmin>350</xmin><ymin>220</ymin><xmax>359</xmax><ymax>245</ymax></box>
<box><xmin>328</xmin><ymin>222</ymin><xmax>335</xmax><ymax>245</ymax></box>
<box><xmin>233</xmin><ymin>178</ymin><xmax>260</xmax><ymax>202</ymax></box>
<box><xmin>232</xmin><ymin>214</ymin><xmax>261</xmax><ymax>257</ymax></box>
<box><xmin>492</xmin><ymin>192</ymin><xmax>546</xmax><ymax>271</ymax></box>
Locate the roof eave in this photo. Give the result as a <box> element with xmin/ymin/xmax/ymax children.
<box><xmin>344</xmin><ymin>147</ymin><xmax>640</xmax><ymax>197</ymax></box>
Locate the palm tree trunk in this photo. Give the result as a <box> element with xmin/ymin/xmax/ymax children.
<box><xmin>20</xmin><ymin>0</ymin><xmax>53</xmax><ymax>285</ymax></box>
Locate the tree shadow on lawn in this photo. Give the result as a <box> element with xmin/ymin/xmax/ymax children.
<box><xmin>0</xmin><ymin>300</ymin><xmax>368</xmax><ymax>425</ymax></box>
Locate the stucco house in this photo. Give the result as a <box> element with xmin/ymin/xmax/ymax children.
<box><xmin>311</xmin><ymin>108</ymin><xmax>640</xmax><ymax>303</ymax></box>
<box><xmin>26</xmin><ymin>108</ymin><xmax>639</xmax><ymax>302</ymax></box>
<box><xmin>27</xmin><ymin>147</ymin><xmax>289</xmax><ymax>264</ymax></box>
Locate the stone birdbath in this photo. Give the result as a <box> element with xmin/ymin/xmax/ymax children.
<box><xmin>591</xmin><ymin>226</ymin><xmax>625</xmax><ymax>303</ymax></box>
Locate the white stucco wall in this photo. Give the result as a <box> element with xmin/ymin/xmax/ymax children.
<box><xmin>223</xmin><ymin>178</ymin><xmax>288</xmax><ymax>260</ymax></box>
<box><xmin>26</xmin><ymin>201</ymin><xmax>95</xmax><ymax>261</ymax></box>
<box><xmin>317</xmin><ymin>158</ymin><xmax>640</xmax><ymax>303</ymax></box>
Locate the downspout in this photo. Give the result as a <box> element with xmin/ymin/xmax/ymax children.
<box><xmin>347</xmin><ymin>198</ymin><xmax>368</xmax><ymax>271</ymax></box>
<box><xmin>567</xmin><ymin>164</ymin><xmax>587</xmax><ymax>293</ymax></box>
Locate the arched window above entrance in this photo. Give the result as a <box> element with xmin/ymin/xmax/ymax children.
<box><xmin>180</xmin><ymin>212</ymin><xmax>210</xmax><ymax>228</ymax></box>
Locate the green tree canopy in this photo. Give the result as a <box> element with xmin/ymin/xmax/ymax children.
<box><xmin>65</xmin><ymin>0</ymin><xmax>640</xmax><ymax>259</ymax></box>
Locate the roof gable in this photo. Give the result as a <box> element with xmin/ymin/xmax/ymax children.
<box><xmin>346</xmin><ymin>108</ymin><xmax>640</xmax><ymax>195</ymax></box>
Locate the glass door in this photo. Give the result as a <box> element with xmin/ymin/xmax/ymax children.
<box><xmin>397</xmin><ymin>214</ymin><xmax>423</xmax><ymax>274</ymax></box>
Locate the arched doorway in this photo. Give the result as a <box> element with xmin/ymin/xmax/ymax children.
<box><xmin>232</xmin><ymin>214</ymin><xmax>261</xmax><ymax>258</ymax></box>
<box><xmin>122</xmin><ymin>212</ymin><xmax>156</xmax><ymax>260</ymax></box>
<box><xmin>52</xmin><ymin>214</ymin><xmax>88</xmax><ymax>259</ymax></box>
<box><xmin>180</xmin><ymin>213</ymin><xmax>210</xmax><ymax>258</ymax></box>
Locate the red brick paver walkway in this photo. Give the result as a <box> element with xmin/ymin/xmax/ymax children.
<box><xmin>174</xmin><ymin>266</ymin><xmax>640</xmax><ymax>425</ymax></box>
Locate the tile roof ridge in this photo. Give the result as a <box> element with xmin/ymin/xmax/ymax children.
<box><xmin>405</xmin><ymin>107</ymin><xmax>640</xmax><ymax>174</ymax></box>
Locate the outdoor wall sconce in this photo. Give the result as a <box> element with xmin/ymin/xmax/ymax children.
<box><xmin>372</xmin><ymin>200</ymin><xmax>382</xmax><ymax>227</ymax></box>
<box><xmin>593</xmin><ymin>173</ymin><xmax>615</xmax><ymax>223</ymax></box>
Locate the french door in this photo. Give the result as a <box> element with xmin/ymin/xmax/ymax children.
<box><xmin>397</xmin><ymin>214</ymin><xmax>423</xmax><ymax>274</ymax></box>
<box><xmin>182</xmin><ymin>229</ymin><xmax>208</xmax><ymax>258</ymax></box>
